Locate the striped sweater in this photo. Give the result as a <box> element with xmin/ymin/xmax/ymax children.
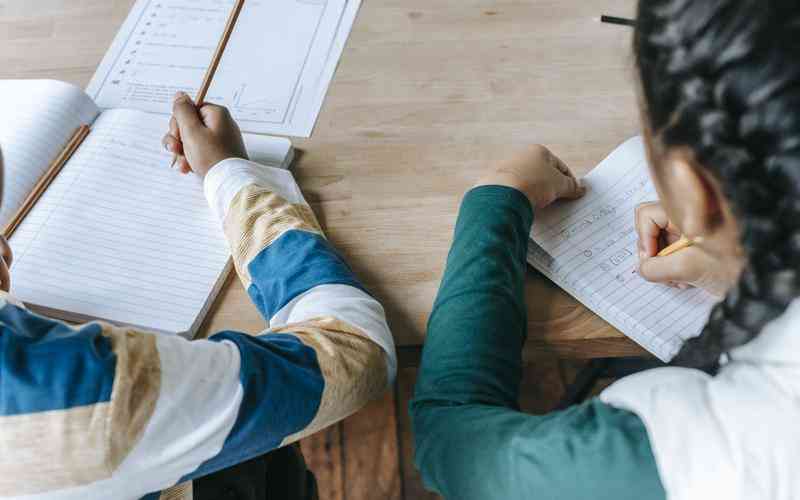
<box><xmin>0</xmin><ymin>158</ymin><xmax>396</xmax><ymax>500</ymax></box>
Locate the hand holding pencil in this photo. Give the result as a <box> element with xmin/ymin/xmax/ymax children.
<box><xmin>634</xmin><ymin>201</ymin><xmax>729</xmax><ymax>297</ymax></box>
<box><xmin>166</xmin><ymin>0</ymin><xmax>245</xmax><ymax>172</ymax></box>
<box><xmin>162</xmin><ymin>93</ymin><xmax>248</xmax><ymax>178</ymax></box>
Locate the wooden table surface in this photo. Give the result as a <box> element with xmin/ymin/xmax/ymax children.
<box><xmin>0</xmin><ymin>0</ymin><xmax>648</xmax><ymax>362</ymax></box>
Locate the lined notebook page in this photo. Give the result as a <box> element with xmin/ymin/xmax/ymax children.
<box><xmin>0</xmin><ymin>80</ymin><xmax>100</xmax><ymax>227</ymax></box>
<box><xmin>527</xmin><ymin>137</ymin><xmax>717</xmax><ymax>361</ymax></box>
<box><xmin>8</xmin><ymin>109</ymin><xmax>231</xmax><ymax>335</ymax></box>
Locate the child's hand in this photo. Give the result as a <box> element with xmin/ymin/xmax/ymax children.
<box><xmin>475</xmin><ymin>145</ymin><xmax>586</xmax><ymax>209</ymax></box>
<box><xmin>162</xmin><ymin>92</ymin><xmax>248</xmax><ymax>178</ymax></box>
<box><xmin>635</xmin><ymin>201</ymin><xmax>731</xmax><ymax>297</ymax></box>
<box><xmin>0</xmin><ymin>235</ymin><xmax>12</xmax><ymax>292</ymax></box>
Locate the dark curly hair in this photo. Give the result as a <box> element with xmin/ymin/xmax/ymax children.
<box><xmin>635</xmin><ymin>0</ymin><xmax>800</xmax><ymax>372</ymax></box>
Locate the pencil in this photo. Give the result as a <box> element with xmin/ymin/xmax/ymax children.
<box><xmin>3</xmin><ymin>125</ymin><xmax>91</xmax><ymax>239</ymax></box>
<box><xmin>196</xmin><ymin>0</ymin><xmax>245</xmax><ymax>105</ymax></box>
<box><xmin>171</xmin><ymin>0</ymin><xmax>245</xmax><ymax>168</ymax></box>
<box><xmin>657</xmin><ymin>236</ymin><xmax>693</xmax><ymax>257</ymax></box>
<box><xmin>600</xmin><ymin>15</ymin><xmax>637</xmax><ymax>27</ymax></box>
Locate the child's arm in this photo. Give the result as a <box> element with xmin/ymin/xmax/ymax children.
<box><xmin>150</xmin><ymin>97</ymin><xmax>395</xmax><ymax>481</ymax></box>
<box><xmin>0</xmin><ymin>96</ymin><xmax>394</xmax><ymax>499</ymax></box>
<box><xmin>410</xmin><ymin>148</ymin><xmax>666</xmax><ymax>500</ymax></box>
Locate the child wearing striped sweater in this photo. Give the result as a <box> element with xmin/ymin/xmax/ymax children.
<box><xmin>0</xmin><ymin>93</ymin><xmax>395</xmax><ymax>500</ymax></box>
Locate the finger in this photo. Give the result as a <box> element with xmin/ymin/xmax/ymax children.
<box><xmin>172</xmin><ymin>92</ymin><xmax>204</xmax><ymax>134</ymax></box>
<box><xmin>167</xmin><ymin>152</ymin><xmax>185</xmax><ymax>169</ymax></box>
<box><xmin>553</xmin><ymin>155</ymin><xmax>578</xmax><ymax>180</ymax></box>
<box><xmin>198</xmin><ymin>103</ymin><xmax>230</xmax><ymax>129</ymax></box>
<box><xmin>170</xmin><ymin>154</ymin><xmax>185</xmax><ymax>169</ymax></box>
<box><xmin>559</xmin><ymin>173</ymin><xmax>586</xmax><ymax>200</ymax></box>
<box><xmin>552</xmin><ymin>155</ymin><xmax>586</xmax><ymax>198</ymax></box>
<box><xmin>634</xmin><ymin>202</ymin><xmax>680</xmax><ymax>257</ymax></box>
<box><xmin>169</xmin><ymin>116</ymin><xmax>182</xmax><ymax>145</ymax></box>
<box><xmin>0</xmin><ymin>260</ymin><xmax>10</xmax><ymax>292</ymax></box>
<box><xmin>162</xmin><ymin>134</ymin><xmax>183</xmax><ymax>156</ymax></box>
<box><xmin>639</xmin><ymin>248</ymin><xmax>702</xmax><ymax>284</ymax></box>
<box><xmin>178</xmin><ymin>157</ymin><xmax>192</xmax><ymax>174</ymax></box>
<box><xmin>0</xmin><ymin>236</ymin><xmax>12</xmax><ymax>267</ymax></box>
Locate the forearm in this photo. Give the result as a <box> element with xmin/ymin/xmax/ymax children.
<box><xmin>413</xmin><ymin>185</ymin><xmax>533</xmax><ymax>410</ymax></box>
<box><xmin>410</xmin><ymin>399</ymin><xmax>665</xmax><ymax>500</ymax></box>
<box><xmin>408</xmin><ymin>187</ymin><xmax>664</xmax><ymax>500</ymax></box>
<box><xmin>203</xmin><ymin>159</ymin><xmax>396</xmax><ymax>381</ymax></box>
<box><xmin>189</xmin><ymin>158</ymin><xmax>396</xmax><ymax>476</ymax></box>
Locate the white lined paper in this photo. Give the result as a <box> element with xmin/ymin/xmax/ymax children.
<box><xmin>8</xmin><ymin>110</ymin><xmax>230</xmax><ymax>335</ymax></box>
<box><xmin>0</xmin><ymin>80</ymin><xmax>100</xmax><ymax>227</ymax></box>
<box><xmin>528</xmin><ymin>137</ymin><xmax>717</xmax><ymax>361</ymax></box>
<box><xmin>88</xmin><ymin>0</ymin><xmax>362</xmax><ymax>137</ymax></box>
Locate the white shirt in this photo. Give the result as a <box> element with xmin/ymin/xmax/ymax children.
<box><xmin>602</xmin><ymin>299</ymin><xmax>800</xmax><ymax>500</ymax></box>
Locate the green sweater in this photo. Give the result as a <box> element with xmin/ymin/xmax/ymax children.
<box><xmin>410</xmin><ymin>186</ymin><xmax>666</xmax><ymax>500</ymax></box>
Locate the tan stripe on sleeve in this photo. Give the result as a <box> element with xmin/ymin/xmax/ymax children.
<box><xmin>0</xmin><ymin>324</ymin><xmax>161</xmax><ymax>497</ymax></box>
<box><xmin>160</xmin><ymin>481</ymin><xmax>193</xmax><ymax>500</ymax></box>
<box><xmin>0</xmin><ymin>404</ymin><xmax>112</xmax><ymax>496</ymax></box>
<box><xmin>223</xmin><ymin>186</ymin><xmax>323</xmax><ymax>288</ymax></box>
<box><xmin>102</xmin><ymin>324</ymin><xmax>162</xmax><ymax>470</ymax></box>
<box><xmin>271</xmin><ymin>317</ymin><xmax>389</xmax><ymax>446</ymax></box>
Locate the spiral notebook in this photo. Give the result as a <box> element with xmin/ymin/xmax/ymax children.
<box><xmin>527</xmin><ymin>137</ymin><xmax>717</xmax><ymax>361</ymax></box>
<box><xmin>0</xmin><ymin>79</ymin><xmax>293</xmax><ymax>337</ymax></box>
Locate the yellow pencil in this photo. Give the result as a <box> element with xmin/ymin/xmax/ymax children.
<box><xmin>657</xmin><ymin>236</ymin><xmax>693</xmax><ymax>257</ymax></box>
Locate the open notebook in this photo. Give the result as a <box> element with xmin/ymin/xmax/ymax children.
<box><xmin>0</xmin><ymin>79</ymin><xmax>293</xmax><ymax>337</ymax></box>
<box><xmin>527</xmin><ymin>137</ymin><xmax>717</xmax><ymax>361</ymax></box>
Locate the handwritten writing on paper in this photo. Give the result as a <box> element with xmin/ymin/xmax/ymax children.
<box><xmin>528</xmin><ymin>137</ymin><xmax>717</xmax><ymax>361</ymax></box>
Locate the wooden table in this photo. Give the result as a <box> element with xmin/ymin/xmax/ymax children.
<box><xmin>0</xmin><ymin>0</ymin><xmax>647</xmax><ymax>365</ymax></box>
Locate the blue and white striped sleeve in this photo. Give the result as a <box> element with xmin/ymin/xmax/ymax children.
<box><xmin>130</xmin><ymin>159</ymin><xmax>396</xmax><ymax>494</ymax></box>
<box><xmin>188</xmin><ymin>158</ymin><xmax>397</xmax><ymax>469</ymax></box>
<box><xmin>0</xmin><ymin>159</ymin><xmax>395</xmax><ymax>500</ymax></box>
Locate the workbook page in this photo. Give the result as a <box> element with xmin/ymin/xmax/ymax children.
<box><xmin>0</xmin><ymin>80</ymin><xmax>100</xmax><ymax>228</ymax></box>
<box><xmin>8</xmin><ymin>109</ymin><xmax>230</xmax><ymax>335</ymax></box>
<box><xmin>87</xmin><ymin>0</ymin><xmax>360</xmax><ymax>137</ymax></box>
<box><xmin>528</xmin><ymin>137</ymin><xmax>717</xmax><ymax>361</ymax></box>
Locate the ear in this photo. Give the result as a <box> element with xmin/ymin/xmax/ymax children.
<box><xmin>659</xmin><ymin>148</ymin><xmax>724</xmax><ymax>239</ymax></box>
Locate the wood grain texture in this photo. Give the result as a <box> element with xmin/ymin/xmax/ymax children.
<box><xmin>0</xmin><ymin>0</ymin><xmax>649</xmax><ymax>359</ymax></box>
<box><xmin>300</xmin><ymin>424</ymin><xmax>345</xmax><ymax>500</ymax></box>
<box><xmin>395</xmin><ymin>368</ymin><xmax>441</xmax><ymax>500</ymax></box>
<box><xmin>341</xmin><ymin>390</ymin><xmax>402</xmax><ymax>500</ymax></box>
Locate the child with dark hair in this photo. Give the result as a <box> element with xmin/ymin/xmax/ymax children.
<box><xmin>411</xmin><ymin>1</ymin><xmax>800</xmax><ymax>498</ymax></box>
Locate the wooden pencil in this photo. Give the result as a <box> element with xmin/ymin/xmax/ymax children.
<box><xmin>195</xmin><ymin>0</ymin><xmax>246</xmax><ymax>105</ymax></box>
<box><xmin>657</xmin><ymin>236</ymin><xmax>693</xmax><ymax>257</ymax></box>
<box><xmin>3</xmin><ymin>124</ymin><xmax>91</xmax><ymax>239</ymax></box>
<box><xmin>171</xmin><ymin>0</ymin><xmax>245</xmax><ymax>168</ymax></box>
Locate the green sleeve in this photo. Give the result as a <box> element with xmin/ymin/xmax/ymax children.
<box><xmin>410</xmin><ymin>186</ymin><xmax>666</xmax><ymax>500</ymax></box>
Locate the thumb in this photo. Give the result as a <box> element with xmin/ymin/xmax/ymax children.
<box><xmin>172</xmin><ymin>92</ymin><xmax>204</xmax><ymax>134</ymax></box>
<box><xmin>559</xmin><ymin>174</ymin><xmax>586</xmax><ymax>200</ymax></box>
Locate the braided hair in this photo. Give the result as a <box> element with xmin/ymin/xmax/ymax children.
<box><xmin>635</xmin><ymin>0</ymin><xmax>800</xmax><ymax>372</ymax></box>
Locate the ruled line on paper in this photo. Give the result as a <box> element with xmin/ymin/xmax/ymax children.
<box><xmin>528</xmin><ymin>137</ymin><xmax>717</xmax><ymax>361</ymax></box>
<box><xmin>9</xmin><ymin>109</ymin><xmax>231</xmax><ymax>334</ymax></box>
